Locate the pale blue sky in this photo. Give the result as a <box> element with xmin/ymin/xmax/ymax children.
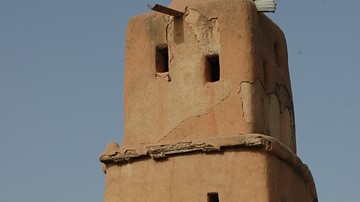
<box><xmin>0</xmin><ymin>0</ymin><xmax>359</xmax><ymax>201</ymax></box>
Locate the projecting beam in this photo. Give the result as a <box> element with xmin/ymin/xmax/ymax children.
<box><xmin>254</xmin><ymin>0</ymin><xmax>277</xmax><ymax>12</ymax></box>
<box><xmin>147</xmin><ymin>4</ymin><xmax>184</xmax><ymax>17</ymax></box>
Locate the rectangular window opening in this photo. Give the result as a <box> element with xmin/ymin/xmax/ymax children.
<box><xmin>207</xmin><ymin>192</ymin><xmax>219</xmax><ymax>202</ymax></box>
<box><xmin>156</xmin><ymin>45</ymin><xmax>169</xmax><ymax>73</ymax></box>
<box><xmin>205</xmin><ymin>54</ymin><xmax>220</xmax><ymax>82</ymax></box>
<box><xmin>263</xmin><ymin>59</ymin><xmax>268</xmax><ymax>88</ymax></box>
<box><xmin>274</xmin><ymin>42</ymin><xmax>280</xmax><ymax>68</ymax></box>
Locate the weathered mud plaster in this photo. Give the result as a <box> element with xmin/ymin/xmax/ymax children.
<box><xmin>239</xmin><ymin>79</ymin><xmax>295</xmax><ymax>150</ymax></box>
<box><xmin>156</xmin><ymin>88</ymin><xmax>231</xmax><ymax>143</ymax></box>
<box><xmin>101</xmin><ymin>134</ymin><xmax>317</xmax><ymax>202</ymax></box>
<box><xmin>183</xmin><ymin>8</ymin><xmax>220</xmax><ymax>55</ymax></box>
<box><xmin>123</xmin><ymin>0</ymin><xmax>297</xmax><ymax>151</ymax></box>
<box><xmin>103</xmin><ymin>0</ymin><xmax>317</xmax><ymax>201</ymax></box>
<box><xmin>123</xmin><ymin>5</ymin><xmax>235</xmax><ymax>147</ymax></box>
<box><xmin>122</xmin><ymin>0</ymin><xmax>298</xmax><ymax>151</ymax></box>
<box><xmin>101</xmin><ymin>134</ymin><xmax>309</xmax><ymax>182</ymax></box>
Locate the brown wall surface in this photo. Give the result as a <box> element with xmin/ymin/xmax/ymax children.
<box><xmin>122</xmin><ymin>0</ymin><xmax>296</xmax><ymax>152</ymax></box>
<box><xmin>267</xmin><ymin>154</ymin><xmax>317</xmax><ymax>202</ymax></box>
<box><xmin>102</xmin><ymin>1</ymin><xmax>318</xmax><ymax>201</ymax></box>
<box><xmin>104</xmin><ymin>151</ymin><xmax>269</xmax><ymax>202</ymax></box>
<box><xmin>103</xmin><ymin>149</ymin><xmax>315</xmax><ymax>202</ymax></box>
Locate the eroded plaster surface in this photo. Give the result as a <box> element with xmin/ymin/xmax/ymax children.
<box><xmin>101</xmin><ymin>135</ymin><xmax>317</xmax><ymax>202</ymax></box>
<box><xmin>239</xmin><ymin>79</ymin><xmax>295</xmax><ymax>150</ymax></box>
<box><xmin>101</xmin><ymin>0</ymin><xmax>317</xmax><ymax>201</ymax></box>
<box><xmin>122</xmin><ymin>1</ymin><xmax>296</xmax><ymax>151</ymax></box>
<box><xmin>184</xmin><ymin>8</ymin><xmax>220</xmax><ymax>55</ymax></box>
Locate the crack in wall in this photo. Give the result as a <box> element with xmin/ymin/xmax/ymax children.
<box><xmin>238</xmin><ymin>78</ymin><xmax>296</xmax><ymax>150</ymax></box>
<box><xmin>156</xmin><ymin>90</ymin><xmax>232</xmax><ymax>143</ymax></box>
<box><xmin>164</xmin><ymin>8</ymin><xmax>219</xmax><ymax>55</ymax></box>
<box><xmin>164</xmin><ymin>17</ymin><xmax>175</xmax><ymax>65</ymax></box>
<box><xmin>184</xmin><ymin>8</ymin><xmax>220</xmax><ymax>55</ymax></box>
<box><xmin>238</xmin><ymin>78</ymin><xmax>293</xmax><ymax>116</ymax></box>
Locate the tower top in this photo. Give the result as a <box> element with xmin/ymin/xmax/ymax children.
<box><xmin>120</xmin><ymin>0</ymin><xmax>296</xmax><ymax>152</ymax></box>
<box><xmin>149</xmin><ymin>0</ymin><xmax>276</xmax><ymax>15</ymax></box>
<box><xmin>168</xmin><ymin>0</ymin><xmax>276</xmax><ymax>12</ymax></box>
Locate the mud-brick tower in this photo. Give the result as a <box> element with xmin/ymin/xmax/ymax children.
<box><xmin>100</xmin><ymin>0</ymin><xmax>317</xmax><ymax>201</ymax></box>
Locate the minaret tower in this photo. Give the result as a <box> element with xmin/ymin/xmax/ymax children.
<box><xmin>100</xmin><ymin>0</ymin><xmax>317</xmax><ymax>201</ymax></box>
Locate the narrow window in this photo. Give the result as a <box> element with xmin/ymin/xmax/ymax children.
<box><xmin>274</xmin><ymin>42</ymin><xmax>280</xmax><ymax>68</ymax></box>
<box><xmin>263</xmin><ymin>59</ymin><xmax>268</xmax><ymax>88</ymax></box>
<box><xmin>208</xmin><ymin>192</ymin><xmax>219</xmax><ymax>202</ymax></box>
<box><xmin>156</xmin><ymin>45</ymin><xmax>169</xmax><ymax>73</ymax></box>
<box><xmin>205</xmin><ymin>54</ymin><xmax>220</xmax><ymax>82</ymax></box>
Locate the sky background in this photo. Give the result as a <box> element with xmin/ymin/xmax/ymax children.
<box><xmin>1</xmin><ymin>0</ymin><xmax>359</xmax><ymax>201</ymax></box>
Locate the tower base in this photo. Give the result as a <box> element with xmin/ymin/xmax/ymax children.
<box><xmin>100</xmin><ymin>134</ymin><xmax>317</xmax><ymax>202</ymax></box>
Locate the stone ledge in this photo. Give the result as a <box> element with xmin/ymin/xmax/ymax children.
<box><xmin>100</xmin><ymin>133</ymin><xmax>317</xmax><ymax>200</ymax></box>
<box><xmin>100</xmin><ymin>134</ymin><xmax>270</xmax><ymax>163</ymax></box>
<box><xmin>100</xmin><ymin>134</ymin><xmax>309</xmax><ymax>182</ymax></box>
<box><xmin>100</xmin><ymin>134</ymin><xmax>296</xmax><ymax>166</ymax></box>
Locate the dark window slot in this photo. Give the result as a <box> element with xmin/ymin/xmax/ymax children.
<box><xmin>208</xmin><ymin>192</ymin><xmax>219</xmax><ymax>202</ymax></box>
<box><xmin>274</xmin><ymin>42</ymin><xmax>280</xmax><ymax>68</ymax></box>
<box><xmin>156</xmin><ymin>46</ymin><xmax>169</xmax><ymax>73</ymax></box>
<box><xmin>263</xmin><ymin>59</ymin><xmax>268</xmax><ymax>88</ymax></box>
<box><xmin>205</xmin><ymin>54</ymin><xmax>220</xmax><ymax>82</ymax></box>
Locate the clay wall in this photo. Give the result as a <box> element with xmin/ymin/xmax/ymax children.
<box><xmin>123</xmin><ymin>0</ymin><xmax>296</xmax><ymax>151</ymax></box>
<box><xmin>101</xmin><ymin>1</ymin><xmax>318</xmax><ymax>202</ymax></box>
<box><xmin>105</xmin><ymin>151</ymin><xmax>269</xmax><ymax>202</ymax></box>
<box><xmin>267</xmin><ymin>154</ymin><xmax>317</xmax><ymax>202</ymax></box>
<box><xmin>103</xmin><ymin>149</ymin><xmax>315</xmax><ymax>202</ymax></box>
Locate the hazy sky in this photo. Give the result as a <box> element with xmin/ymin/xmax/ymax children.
<box><xmin>1</xmin><ymin>0</ymin><xmax>359</xmax><ymax>201</ymax></box>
